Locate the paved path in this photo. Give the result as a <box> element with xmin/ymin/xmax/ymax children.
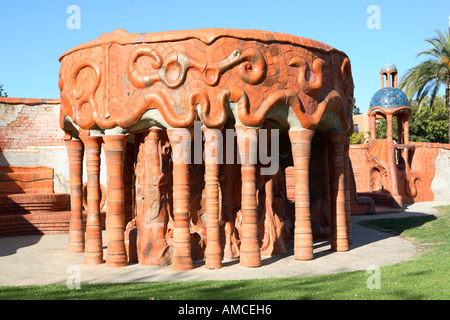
<box><xmin>0</xmin><ymin>201</ymin><xmax>448</xmax><ymax>287</ymax></box>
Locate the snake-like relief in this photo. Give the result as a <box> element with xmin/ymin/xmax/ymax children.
<box><xmin>69</xmin><ymin>58</ymin><xmax>101</xmax><ymax>129</ymax></box>
<box><xmin>201</xmin><ymin>47</ymin><xmax>267</xmax><ymax>86</ymax></box>
<box><xmin>405</xmin><ymin>172</ymin><xmax>420</xmax><ymax>199</ymax></box>
<box><xmin>237</xmin><ymin>47</ymin><xmax>267</xmax><ymax>85</ymax></box>
<box><xmin>289</xmin><ymin>57</ymin><xmax>326</xmax><ymax>96</ymax></box>
<box><xmin>233</xmin><ymin>86</ymin><xmax>348</xmax><ymax>131</ymax></box>
<box><xmin>96</xmin><ymin>90</ymin><xmax>197</xmax><ymax>129</ymax></box>
<box><xmin>189</xmin><ymin>88</ymin><xmax>228</xmax><ymax>128</ymax></box>
<box><xmin>202</xmin><ymin>49</ymin><xmax>242</xmax><ymax>86</ymax></box>
<box><xmin>128</xmin><ymin>45</ymin><xmax>267</xmax><ymax>89</ymax></box>
<box><xmin>128</xmin><ymin>46</ymin><xmax>164</xmax><ymax>89</ymax></box>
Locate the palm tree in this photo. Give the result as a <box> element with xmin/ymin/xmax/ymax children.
<box><xmin>399</xmin><ymin>28</ymin><xmax>450</xmax><ymax>142</ymax></box>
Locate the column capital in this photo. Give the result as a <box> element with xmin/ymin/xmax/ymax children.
<box><xmin>79</xmin><ymin>135</ymin><xmax>103</xmax><ymax>148</ymax></box>
<box><xmin>236</xmin><ymin>125</ymin><xmax>259</xmax><ymax>166</ymax></box>
<box><xmin>166</xmin><ymin>127</ymin><xmax>194</xmax><ymax>142</ymax></box>
<box><xmin>202</xmin><ymin>125</ymin><xmax>224</xmax><ymax>133</ymax></box>
<box><xmin>102</xmin><ymin>134</ymin><xmax>128</xmax><ymax>151</ymax></box>
<box><xmin>65</xmin><ymin>138</ymin><xmax>84</xmax><ymax>150</ymax></box>
<box><xmin>288</xmin><ymin>129</ymin><xmax>315</xmax><ymax>144</ymax></box>
<box><xmin>235</xmin><ymin>124</ymin><xmax>261</xmax><ymax>131</ymax></box>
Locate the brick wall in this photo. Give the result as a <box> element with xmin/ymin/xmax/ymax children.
<box><xmin>0</xmin><ymin>98</ymin><xmax>71</xmax><ymax>236</ymax></box>
<box><xmin>349</xmin><ymin>144</ymin><xmax>370</xmax><ymax>192</ymax></box>
<box><xmin>0</xmin><ymin>97</ymin><xmax>113</xmax><ymax>236</ymax></box>
<box><xmin>0</xmin><ymin>98</ymin><xmax>64</xmax><ymax>150</ymax></box>
<box><xmin>0</xmin><ymin>98</ymin><xmax>74</xmax><ymax>194</ymax></box>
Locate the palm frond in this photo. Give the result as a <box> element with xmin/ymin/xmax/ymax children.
<box><xmin>399</xmin><ymin>29</ymin><xmax>450</xmax><ymax>114</ymax></box>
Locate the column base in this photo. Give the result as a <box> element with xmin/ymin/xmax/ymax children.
<box><xmin>172</xmin><ymin>257</ymin><xmax>194</xmax><ymax>271</ymax></box>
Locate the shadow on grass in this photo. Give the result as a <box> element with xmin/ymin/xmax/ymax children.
<box><xmin>359</xmin><ymin>214</ymin><xmax>437</xmax><ymax>236</ymax></box>
<box><xmin>0</xmin><ymin>269</ymin><xmax>430</xmax><ymax>300</ymax></box>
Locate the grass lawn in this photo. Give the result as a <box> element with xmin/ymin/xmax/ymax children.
<box><xmin>0</xmin><ymin>206</ymin><xmax>448</xmax><ymax>300</ymax></box>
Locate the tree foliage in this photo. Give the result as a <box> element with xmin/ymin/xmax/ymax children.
<box><xmin>375</xmin><ymin>95</ymin><xmax>448</xmax><ymax>143</ymax></box>
<box><xmin>399</xmin><ymin>28</ymin><xmax>450</xmax><ymax>142</ymax></box>
<box><xmin>349</xmin><ymin>131</ymin><xmax>369</xmax><ymax>144</ymax></box>
<box><xmin>0</xmin><ymin>84</ymin><xmax>7</xmax><ymax>97</ymax></box>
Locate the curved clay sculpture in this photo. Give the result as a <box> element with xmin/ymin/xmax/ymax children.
<box><xmin>60</xmin><ymin>28</ymin><xmax>354</xmax><ymax>270</ymax></box>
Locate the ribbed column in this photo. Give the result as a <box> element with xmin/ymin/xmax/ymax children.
<box><xmin>386</xmin><ymin>114</ymin><xmax>402</xmax><ymax>207</ymax></box>
<box><xmin>236</xmin><ymin>125</ymin><xmax>261</xmax><ymax>267</ymax></box>
<box><xmin>343</xmin><ymin>136</ymin><xmax>352</xmax><ymax>244</ymax></box>
<box><xmin>65</xmin><ymin>138</ymin><xmax>85</xmax><ymax>253</ymax></box>
<box><xmin>203</xmin><ymin>127</ymin><xmax>223</xmax><ymax>269</ymax></box>
<box><xmin>103</xmin><ymin>134</ymin><xmax>129</xmax><ymax>268</ymax></box>
<box><xmin>322</xmin><ymin>138</ymin><xmax>331</xmax><ymax>238</ymax></box>
<box><xmin>369</xmin><ymin>115</ymin><xmax>376</xmax><ymax>140</ymax></box>
<box><xmin>328</xmin><ymin>132</ymin><xmax>349</xmax><ymax>252</ymax></box>
<box><xmin>288</xmin><ymin>129</ymin><xmax>315</xmax><ymax>260</ymax></box>
<box><xmin>167</xmin><ymin>128</ymin><xmax>193</xmax><ymax>271</ymax></box>
<box><xmin>80</xmin><ymin>135</ymin><xmax>104</xmax><ymax>265</ymax></box>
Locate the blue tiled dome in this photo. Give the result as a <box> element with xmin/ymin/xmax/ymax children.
<box><xmin>381</xmin><ymin>62</ymin><xmax>397</xmax><ymax>72</ymax></box>
<box><xmin>369</xmin><ymin>87</ymin><xmax>409</xmax><ymax>110</ymax></box>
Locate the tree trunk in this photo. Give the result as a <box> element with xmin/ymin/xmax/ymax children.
<box><xmin>447</xmin><ymin>78</ymin><xmax>450</xmax><ymax>143</ymax></box>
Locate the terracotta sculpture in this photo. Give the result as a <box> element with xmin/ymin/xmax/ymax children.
<box><xmin>362</xmin><ymin>63</ymin><xmax>423</xmax><ymax>208</ymax></box>
<box><xmin>349</xmin><ymin>63</ymin><xmax>450</xmax><ymax>214</ymax></box>
<box><xmin>59</xmin><ymin>28</ymin><xmax>354</xmax><ymax>270</ymax></box>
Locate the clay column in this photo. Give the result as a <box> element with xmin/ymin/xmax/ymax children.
<box><xmin>397</xmin><ymin>116</ymin><xmax>403</xmax><ymax>144</ymax></box>
<box><xmin>369</xmin><ymin>114</ymin><xmax>376</xmax><ymax>140</ymax></box>
<box><xmin>343</xmin><ymin>136</ymin><xmax>352</xmax><ymax>244</ymax></box>
<box><xmin>322</xmin><ymin>138</ymin><xmax>331</xmax><ymax>238</ymax></box>
<box><xmin>397</xmin><ymin>115</ymin><xmax>404</xmax><ymax>165</ymax></box>
<box><xmin>167</xmin><ymin>128</ymin><xmax>194</xmax><ymax>271</ymax></box>
<box><xmin>103</xmin><ymin>134</ymin><xmax>129</xmax><ymax>268</ymax></box>
<box><xmin>288</xmin><ymin>129</ymin><xmax>315</xmax><ymax>260</ymax></box>
<box><xmin>79</xmin><ymin>135</ymin><xmax>104</xmax><ymax>264</ymax></box>
<box><xmin>386</xmin><ymin>113</ymin><xmax>402</xmax><ymax>207</ymax></box>
<box><xmin>236</xmin><ymin>125</ymin><xmax>261</xmax><ymax>267</ymax></box>
<box><xmin>403</xmin><ymin>115</ymin><xmax>411</xmax><ymax>172</ymax></box>
<box><xmin>328</xmin><ymin>132</ymin><xmax>349</xmax><ymax>252</ymax></box>
<box><xmin>404</xmin><ymin>115</ymin><xmax>410</xmax><ymax>144</ymax></box>
<box><xmin>203</xmin><ymin>127</ymin><xmax>223</xmax><ymax>269</ymax></box>
<box><xmin>386</xmin><ymin>113</ymin><xmax>394</xmax><ymax>142</ymax></box>
<box><xmin>65</xmin><ymin>137</ymin><xmax>85</xmax><ymax>253</ymax></box>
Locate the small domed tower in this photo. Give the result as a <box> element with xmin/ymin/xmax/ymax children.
<box><xmin>366</xmin><ymin>63</ymin><xmax>412</xmax><ymax>208</ymax></box>
<box><xmin>368</xmin><ymin>63</ymin><xmax>411</xmax><ymax>143</ymax></box>
<box><xmin>380</xmin><ymin>62</ymin><xmax>398</xmax><ymax>88</ymax></box>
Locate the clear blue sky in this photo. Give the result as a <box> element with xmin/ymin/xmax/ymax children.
<box><xmin>1</xmin><ymin>0</ymin><xmax>449</xmax><ymax>113</ymax></box>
